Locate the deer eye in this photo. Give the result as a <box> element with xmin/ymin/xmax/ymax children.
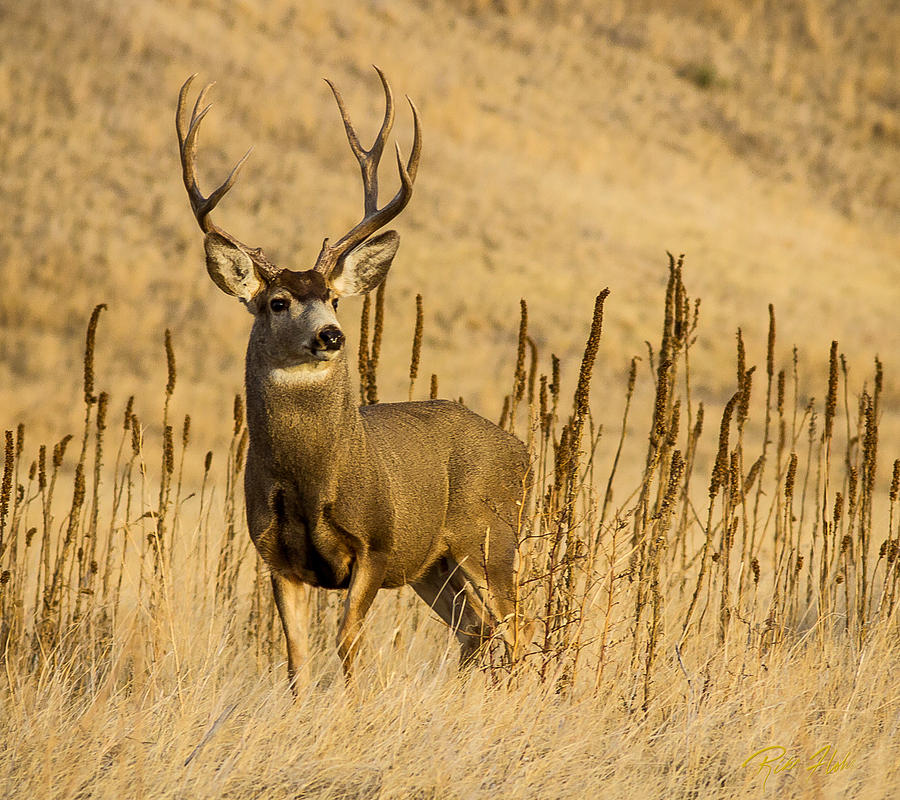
<box><xmin>331</xmin><ymin>297</ymin><xmax>339</xmax><ymax>310</ymax></box>
<box><xmin>270</xmin><ymin>297</ymin><xmax>289</xmax><ymax>312</ymax></box>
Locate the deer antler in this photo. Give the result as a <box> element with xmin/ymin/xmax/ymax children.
<box><xmin>313</xmin><ymin>66</ymin><xmax>422</xmax><ymax>277</ymax></box>
<box><xmin>176</xmin><ymin>75</ymin><xmax>279</xmax><ymax>279</ymax></box>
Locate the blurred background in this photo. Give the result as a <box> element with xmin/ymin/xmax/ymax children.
<box><xmin>1</xmin><ymin>0</ymin><xmax>897</xmax><ymax>461</ymax></box>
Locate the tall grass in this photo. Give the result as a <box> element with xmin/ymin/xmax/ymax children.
<box><xmin>1</xmin><ymin>255</ymin><xmax>897</xmax><ymax>797</ymax></box>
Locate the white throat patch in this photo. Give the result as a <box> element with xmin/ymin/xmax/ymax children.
<box><xmin>269</xmin><ymin>362</ymin><xmax>334</xmax><ymax>385</ymax></box>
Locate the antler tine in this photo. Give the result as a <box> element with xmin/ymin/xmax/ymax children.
<box><xmin>403</xmin><ymin>95</ymin><xmax>422</xmax><ymax>183</ymax></box>
<box><xmin>176</xmin><ymin>75</ymin><xmax>252</xmax><ymax>236</ymax></box>
<box><xmin>324</xmin><ymin>79</ymin><xmax>362</xmax><ymax>158</ymax></box>
<box><xmin>314</xmin><ymin>69</ymin><xmax>421</xmax><ymax>276</ymax></box>
<box><xmin>175</xmin><ymin>74</ymin><xmax>197</xmax><ymax>147</ymax></box>
<box><xmin>370</xmin><ymin>66</ymin><xmax>396</xmax><ymax>164</ymax></box>
<box><xmin>325</xmin><ymin>66</ymin><xmax>395</xmax><ymax>215</ymax></box>
<box><xmin>204</xmin><ymin>145</ymin><xmax>253</xmax><ymax>216</ymax></box>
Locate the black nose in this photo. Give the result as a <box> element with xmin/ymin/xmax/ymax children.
<box><xmin>317</xmin><ymin>325</ymin><xmax>345</xmax><ymax>351</ymax></box>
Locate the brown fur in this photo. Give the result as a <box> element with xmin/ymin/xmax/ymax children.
<box><xmin>245</xmin><ymin>341</ymin><xmax>530</xmax><ymax>682</ymax></box>
<box><xmin>177</xmin><ymin>71</ymin><xmax>530</xmax><ymax>688</ymax></box>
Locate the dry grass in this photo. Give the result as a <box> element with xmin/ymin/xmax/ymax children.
<box><xmin>3</xmin><ymin>256</ymin><xmax>900</xmax><ymax>798</ymax></box>
<box><xmin>1</xmin><ymin>0</ymin><xmax>898</xmax><ymax>454</ymax></box>
<box><xmin>2</xmin><ymin>1</ymin><xmax>900</xmax><ymax>798</ymax></box>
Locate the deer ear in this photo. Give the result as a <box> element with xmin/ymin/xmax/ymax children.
<box><xmin>204</xmin><ymin>231</ymin><xmax>265</xmax><ymax>303</ymax></box>
<box><xmin>329</xmin><ymin>231</ymin><xmax>399</xmax><ymax>297</ymax></box>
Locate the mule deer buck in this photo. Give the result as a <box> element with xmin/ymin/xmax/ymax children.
<box><xmin>176</xmin><ymin>69</ymin><xmax>530</xmax><ymax>686</ymax></box>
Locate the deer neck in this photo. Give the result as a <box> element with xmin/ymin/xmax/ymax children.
<box><xmin>244</xmin><ymin>344</ymin><xmax>364</xmax><ymax>488</ymax></box>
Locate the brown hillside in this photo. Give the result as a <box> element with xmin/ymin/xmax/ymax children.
<box><xmin>1</xmin><ymin>0</ymin><xmax>898</xmax><ymax>452</ymax></box>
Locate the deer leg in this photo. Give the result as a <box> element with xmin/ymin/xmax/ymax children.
<box><xmin>454</xmin><ymin>524</ymin><xmax>533</xmax><ymax>660</ymax></box>
<box><xmin>411</xmin><ymin>558</ymin><xmax>493</xmax><ymax>665</ymax></box>
<box><xmin>337</xmin><ymin>551</ymin><xmax>388</xmax><ymax>680</ymax></box>
<box><xmin>271</xmin><ymin>574</ymin><xmax>310</xmax><ymax>693</ymax></box>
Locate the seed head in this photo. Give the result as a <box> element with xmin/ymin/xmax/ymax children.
<box><xmin>729</xmin><ymin>450</ymin><xmax>740</xmax><ymax>498</ymax></box>
<box><xmin>666</xmin><ymin>399</ymin><xmax>681</xmax><ymax>448</ymax></box>
<box><xmin>550</xmin><ymin>354</ymin><xmax>560</xmax><ymax>406</ymax></box>
<box><xmin>1</xmin><ymin>431</ymin><xmax>13</xmax><ymax>529</ymax></box>
<box><xmin>736</xmin><ymin>328</ymin><xmax>745</xmax><ymax>389</ymax></box>
<box><xmin>409</xmin><ymin>293</ymin><xmax>423</xmax><ymax>391</ymax></box>
<box><xmin>874</xmin><ymin>356</ymin><xmax>883</xmax><ymax>413</ymax></box>
<box><xmin>163</xmin><ymin>425</ymin><xmax>174</xmax><ymax>476</ymax></box>
<box><xmin>513</xmin><ymin>299</ymin><xmax>528</xmax><ymax>403</ymax></box>
<box><xmin>96</xmin><ymin>391</ymin><xmax>109</xmax><ymax>433</ymax></box>
<box><xmin>53</xmin><ymin>434</ymin><xmax>73</xmax><ymax>468</ymax></box>
<box><xmin>574</xmin><ymin>291</ymin><xmax>609</xmax><ymax>421</ymax></box>
<box><xmin>164</xmin><ymin>328</ymin><xmax>177</xmax><ymax>397</ymax></box>
<box><xmin>233</xmin><ymin>394</ymin><xmax>244</xmax><ymax>436</ymax></box>
<box><xmin>833</xmin><ymin>492</ymin><xmax>844</xmax><ymax>527</ymax></box>
<box><xmin>123</xmin><ymin>396</ymin><xmax>134</xmax><ymax>430</ymax></box>
<box><xmin>83</xmin><ymin>304</ymin><xmax>106</xmax><ymax>405</ymax></box>
<box><xmin>784</xmin><ymin>453</ymin><xmax>798</xmax><ymax>500</ymax></box>
<box><xmin>709</xmin><ymin>392</ymin><xmax>738</xmax><ymax>498</ymax></box>
<box><xmin>738</xmin><ymin>367</ymin><xmax>754</xmax><ymax>430</ymax></box>
<box><xmin>130</xmin><ymin>415</ymin><xmax>142</xmax><ymax>457</ymax></box>
<box><xmin>776</xmin><ymin>370</ymin><xmax>786</xmax><ymax>417</ymax></box>
<box><xmin>659</xmin><ymin>449</ymin><xmax>684</xmax><ymax>514</ymax></box>
<box><xmin>627</xmin><ymin>356</ymin><xmax>637</xmax><ymax>396</ymax></box>
<box><xmin>693</xmin><ymin>402</ymin><xmax>705</xmax><ymax>442</ymax></box>
<box><xmin>539</xmin><ymin>375</ymin><xmax>549</xmax><ymax>433</ymax></box>
<box><xmin>527</xmin><ymin>337</ymin><xmax>538</xmax><ymax>405</ymax></box>
<box><xmin>863</xmin><ymin>392</ymin><xmax>878</xmax><ymax>496</ymax></box>
<box><xmin>824</xmin><ymin>341</ymin><xmax>838</xmax><ymax>440</ymax></box>
<box><xmin>651</xmin><ymin>359</ymin><xmax>672</xmax><ymax>446</ymax></box>
<box><xmin>72</xmin><ymin>461</ymin><xmax>85</xmax><ymax>511</ymax></box>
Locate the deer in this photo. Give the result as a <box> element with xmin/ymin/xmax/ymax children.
<box><xmin>176</xmin><ymin>68</ymin><xmax>530</xmax><ymax>688</ymax></box>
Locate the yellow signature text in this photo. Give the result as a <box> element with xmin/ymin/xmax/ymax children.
<box><xmin>741</xmin><ymin>744</ymin><xmax>856</xmax><ymax>790</ymax></box>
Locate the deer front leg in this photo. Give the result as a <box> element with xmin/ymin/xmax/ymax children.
<box><xmin>337</xmin><ymin>551</ymin><xmax>388</xmax><ymax>680</ymax></box>
<box><xmin>271</xmin><ymin>574</ymin><xmax>310</xmax><ymax>693</ymax></box>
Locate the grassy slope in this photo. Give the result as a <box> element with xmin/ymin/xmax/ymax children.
<box><xmin>1</xmin><ymin>3</ymin><xmax>900</xmax><ymax>798</ymax></box>
<box><xmin>1</xmin><ymin>0</ymin><xmax>897</xmax><ymax>452</ymax></box>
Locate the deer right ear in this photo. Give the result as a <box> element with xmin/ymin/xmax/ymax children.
<box><xmin>329</xmin><ymin>230</ymin><xmax>400</xmax><ymax>297</ymax></box>
<box><xmin>204</xmin><ymin>231</ymin><xmax>265</xmax><ymax>304</ymax></box>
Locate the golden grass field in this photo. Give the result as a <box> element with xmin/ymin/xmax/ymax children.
<box><xmin>1</xmin><ymin>1</ymin><xmax>899</xmax><ymax>798</ymax></box>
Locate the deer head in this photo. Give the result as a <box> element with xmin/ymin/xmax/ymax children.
<box><xmin>176</xmin><ymin>68</ymin><xmax>421</xmax><ymax>373</ymax></box>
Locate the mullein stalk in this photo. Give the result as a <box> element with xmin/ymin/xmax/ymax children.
<box><xmin>408</xmin><ymin>293</ymin><xmax>423</xmax><ymax>400</ymax></box>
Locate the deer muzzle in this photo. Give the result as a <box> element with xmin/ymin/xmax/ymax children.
<box><xmin>316</xmin><ymin>325</ymin><xmax>345</xmax><ymax>352</ymax></box>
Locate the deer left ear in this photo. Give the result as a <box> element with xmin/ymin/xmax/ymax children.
<box><xmin>204</xmin><ymin>231</ymin><xmax>266</xmax><ymax>304</ymax></box>
<box><xmin>329</xmin><ymin>230</ymin><xmax>399</xmax><ymax>297</ymax></box>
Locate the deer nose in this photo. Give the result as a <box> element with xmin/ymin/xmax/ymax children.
<box><xmin>316</xmin><ymin>325</ymin><xmax>345</xmax><ymax>351</ymax></box>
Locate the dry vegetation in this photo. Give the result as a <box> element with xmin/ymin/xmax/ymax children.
<box><xmin>1</xmin><ymin>1</ymin><xmax>899</xmax><ymax>798</ymax></box>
